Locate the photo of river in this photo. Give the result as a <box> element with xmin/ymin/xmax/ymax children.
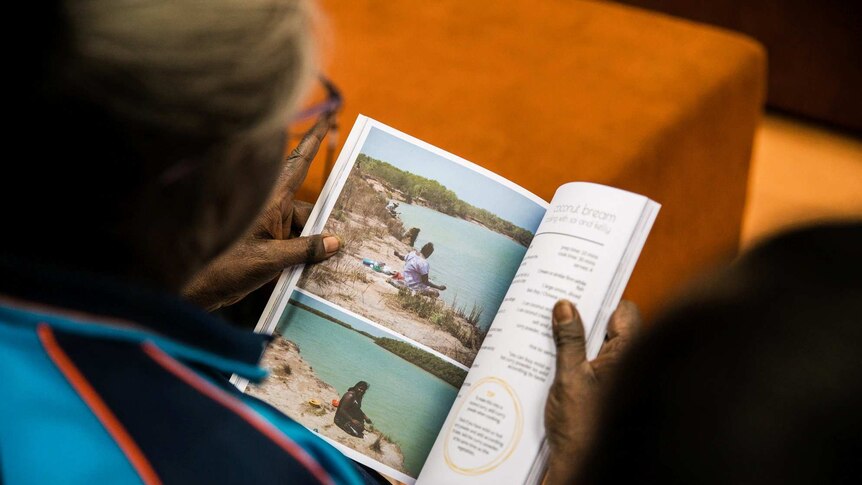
<box><xmin>294</xmin><ymin>124</ymin><xmax>547</xmax><ymax>367</ymax></box>
<box><xmin>281</xmin><ymin>305</ymin><xmax>459</xmax><ymax>476</ymax></box>
<box><xmin>397</xmin><ymin>203</ymin><xmax>528</xmax><ymax>331</ymax></box>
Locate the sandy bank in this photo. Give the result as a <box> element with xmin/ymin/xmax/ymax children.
<box><xmin>299</xmin><ymin>210</ymin><xmax>479</xmax><ymax>366</ymax></box>
<box><xmin>247</xmin><ymin>338</ymin><xmax>406</xmax><ymax>474</ymax></box>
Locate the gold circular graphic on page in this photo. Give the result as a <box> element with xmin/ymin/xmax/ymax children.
<box><xmin>443</xmin><ymin>376</ymin><xmax>524</xmax><ymax>475</ymax></box>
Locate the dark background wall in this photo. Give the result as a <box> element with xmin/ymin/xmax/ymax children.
<box><xmin>610</xmin><ymin>0</ymin><xmax>862</xmax><ymax>134</ymax></box>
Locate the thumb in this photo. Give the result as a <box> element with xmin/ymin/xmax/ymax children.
<box><xmin>552</xmin><ymin>300</ymin><xmax>588</xmax><ymax>372</ymax></box>
<box><xmin>264</xmin><ymin>234</ymin><xmax>340</xmax><ymax>269</ymax></box>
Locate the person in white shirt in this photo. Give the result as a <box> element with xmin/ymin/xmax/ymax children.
<box><xmin>391</xmin><ymin>242</ymin><xmax>447</xmax><ymax>297</ymax></box>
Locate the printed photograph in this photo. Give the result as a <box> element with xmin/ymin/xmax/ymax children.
<box><xmin>297</xmin><ymin>126</ymin><xmax>545</xmax><ymax>366</ymax></box>
<box><xmin>247</xmin><ymin>294</ymin><xmax>465</xmax><ymax>478</ymax></box>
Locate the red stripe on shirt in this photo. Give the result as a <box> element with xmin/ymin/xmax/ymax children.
<box><xmin>141</xmin><ymin>342</ymin><xmax>334</xmax><ymax>485</ymax></box>
<box><xmin>37</xmin><ymin>324</ymin><xmax>162</xmax><ymax>485</ymax></box>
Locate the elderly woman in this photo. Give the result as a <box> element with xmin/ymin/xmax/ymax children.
<box><xmin>1</xmin><ymin>1</ymin><xmax>636</xmax><ymax>484</ymax></box>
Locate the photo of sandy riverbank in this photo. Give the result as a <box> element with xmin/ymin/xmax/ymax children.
<box><xmin>297</xmin><ymin>127</ymin><xmax>545</xmax><ymax>367</ymax></box>
<box><xmin>248</xmin><ymin>299</ymin><xmax>462</xmax><ymax>479</ymax></box>
<box><xmin>248</xmin><ymin>337</ymin><xmax>406</xmax><ymax>472</ymax></box>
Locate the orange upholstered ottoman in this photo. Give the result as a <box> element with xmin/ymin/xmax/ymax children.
<box><xmin>298</xmin><ymin>0</ymin><xmax>766</xmax><ymax>319</ymax></box>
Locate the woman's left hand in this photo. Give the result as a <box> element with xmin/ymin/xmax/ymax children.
<box><xmin>182</xmin><ymin>116</ymin><xmax>340</xmax><ymax>311</ymax></box>
<box><xmin>544</xmin><ymin>299</ymin><xmax>641</xmax><ymax>484</ymax></box>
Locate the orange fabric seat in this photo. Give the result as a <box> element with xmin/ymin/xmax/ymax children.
<box><xmin>300</xmin><ymin>0</ymin><xmax>766</xmax><ymax>318</ymax></box>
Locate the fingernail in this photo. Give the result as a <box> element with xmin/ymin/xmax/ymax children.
<box><xmin>323</xmin><ymin>235</ymin><xmax>340</xmax><ymax>255</ymax></box>
<box><xmin>553</xmin><ymin>300</ymin><xmax>574</xmax><ymax>325</ymax></box>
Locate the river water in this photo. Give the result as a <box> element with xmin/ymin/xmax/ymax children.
<box><xmin>282</xmin><ymin>307</ymin><xmax>458</xmax><ymax>477</ymax></box>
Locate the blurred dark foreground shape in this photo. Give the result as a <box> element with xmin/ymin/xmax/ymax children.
<box><xmin>578</xmin><ymin>222</ymin><xmax>862</xmax><ymax>484</ymax></box>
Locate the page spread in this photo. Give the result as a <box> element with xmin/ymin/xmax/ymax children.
<box><xmin>417</xmin><ymin>182</ymin><xmax>658</xmax><ymax>484</ymax></box>
<box><xmin>242</xmin><ymin>116</ymin><xmax>548</xmax><ymax>483</ymax></box>
<box><xmin>240</xmin><ymin>115</ymin><xmax>659</xmax><ymax>484</ymax></box>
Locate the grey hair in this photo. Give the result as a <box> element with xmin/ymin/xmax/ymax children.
<box><xmin>62</xmin><ymin>0</ymin><xmax>315</xmax><ymax>142</ymax></box>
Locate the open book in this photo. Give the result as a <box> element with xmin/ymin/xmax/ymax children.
<box><xmin>240</xmin><ymin>116</ymin><xmax>659</xmax><ymax>484</ymax></box>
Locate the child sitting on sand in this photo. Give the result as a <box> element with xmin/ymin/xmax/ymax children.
<box><xmin>388</xmin><ymin>243</ymin><xmax>447</xmax><ymax>297</ymax></box>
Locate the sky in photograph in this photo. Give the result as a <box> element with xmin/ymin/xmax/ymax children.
<box><xmin>358</xmin><ymin>127</ymin><xmax>545</xmax><ymax>231</ymax></box>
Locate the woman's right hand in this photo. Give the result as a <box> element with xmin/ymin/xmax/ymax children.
<box><xmin>544</xmin><ymin>300</ymin><xmax>641</xmax><ymax>484</ymax></box>
<box><xmin>182</xmin><ymin>116</ymin><xmax>339</xmax><ymax>311</ymax></box>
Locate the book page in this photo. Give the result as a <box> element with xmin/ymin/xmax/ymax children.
<box><xmin>417</xmin><ymin>183</ymin><xmax>658</xmax><ymax>484</ymax></box>
<box><xmin>242</xmin><ymin>116</ymin><xmax>548</xmax><ymax>483</ymax></box>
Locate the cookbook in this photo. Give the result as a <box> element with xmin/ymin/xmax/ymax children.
<box><xmin>240</xmin><ymin>115</ymin><xmax>659</xmax><ymax>484</ymax></box>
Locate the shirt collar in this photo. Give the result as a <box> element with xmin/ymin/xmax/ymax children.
<box><xmin>0</xmin><ymin>255</ymin><xmax>270</xmax><ymax>372</ymax></box>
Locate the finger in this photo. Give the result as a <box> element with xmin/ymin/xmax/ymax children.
<box><xmin>607</xmin><ymin>300</ymin><xmax>641</xmax><ymax>341</ymax></box>
<box><xmin>552</xmin><ymin>300</ymin><xmax>588</xmax><ymax>372</ymax></box>
<box><xmin>293</xmin><ymin>113</ymin><xmax>333</xmax><ymax>161</ymax></box>
<box><xmin>593</xmin><ymin>301</ymin><xmax>641</xmax><ymax>378</ymax></box>
<box><xmin>263</xmin><ymin>233</ymin><xmax>340</xmax><ymax>269</ymax></box>
<box><xmin>290</xmin><ymin>200</ymin><xmax>314</xmax><ymax>234</ymax></box>
<box><xmin>278</xmin><ymin>115</ymin><xmax>332</xmax><ymax>194</ymax></box>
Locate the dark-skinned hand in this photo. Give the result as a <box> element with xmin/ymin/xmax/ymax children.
<box><xmin>182</xmin><ymin>115</ymin><xmax>340</xmax><ymax>311</ymax></box>
<box><xmin>544</xmin><ymin>299</ymin><xmax>641</xmax><ymax>484</ymax></box>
